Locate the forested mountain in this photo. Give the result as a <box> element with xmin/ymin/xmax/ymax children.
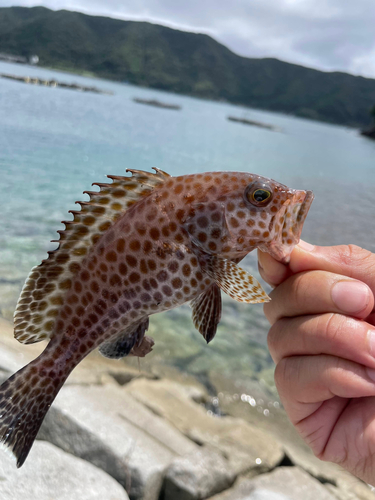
<box><xmin>1</xmin><ymin>6</ymin><xmax>375</xmax><ymax>127</ymax></box>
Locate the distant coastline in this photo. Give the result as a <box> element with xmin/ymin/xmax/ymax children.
<box><xmin>1</xmin><ymin>6</ymin><xmax>375</xmax><ymax>129</ymax></box>
<box><xmin>0</xmin><ymin>72</ymin><xmax>113</xmax><ymax>95</ymax></box>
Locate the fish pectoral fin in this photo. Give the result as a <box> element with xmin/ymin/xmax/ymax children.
<box><xmin>183</xmin><ymin>202</ymin><xmax>231</xmax><ymax>254</ymax></box>
<box><xmin>202</xmin><ymin>255</ymin><xmax>270</xmax><ymax>304</ymax></box>
<box><xmin>99</xmin><ymin>317</ymin><xmax>149</xmax><ymax>359</ymax></box>
<box><xmin>190</xmin><ymin>284</ymin><xmax>222</xmax><ymax>343</ymax></box>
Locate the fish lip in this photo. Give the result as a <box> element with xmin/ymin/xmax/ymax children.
<box><xmin>292</xmin><ymin>190</ymin><xmax>314</xmax><ymax>239</ymax></box>
<box><xmin>264</xmin><ymin>189</ymin><xmax>314</xmax><ymax>264</ymax></box>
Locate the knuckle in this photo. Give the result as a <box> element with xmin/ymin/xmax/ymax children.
<box><xmin>267</xmin><ymin>323</ymin><xmax>276</xmax><ymax>351</ymax></box>
<box><xmin>274</xmin><ymin>357</ymin><xmax>297</xmax><ymax>390</ymax></box>
<box><xmin>318</xmin><ymin>313</ymin><xmax>341</xmax><ymax>343</ymax></box>
<box><xmin>334</xmin><ymin>244</ymin><xmax>375</xmax><ymax>277</ymax></box>
<box><xmin>263</xmin><ymin>301</ymin><xmax>274</xmax><ymax>324</ymax></box>
<box><xmin>290</xmin><ymin>272</ymin><xmax>310</xmax><ymax>308</ymax></box>
<box><xmin>274</xmin><ymin>359</ymin><xmax>287</xmax><ymax>388</ymax></box>
<box><xmin>267</xmin><ymin>321</ymin><xmax>282</xmax><ymax>360</ymax></box>
<box><xmin>316</xmin><ymin>313</ymin><xmax>354</xmax><ymax>350</ymax></box>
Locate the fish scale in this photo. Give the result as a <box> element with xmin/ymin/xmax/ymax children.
<box><xmin>0</xmin><ymin>168</ymin><xmax>313</xmax><ymax>467</ymax></box>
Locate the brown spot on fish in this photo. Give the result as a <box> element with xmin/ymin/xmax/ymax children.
<box><xmin>129</xmin><ymin>240</ymin><xmax>141</xmax><ymax>251</ymax></box>
<box><xmin>126</xmin><ymin>255</ymin><xmax>137</xmax><ymax>267</ymax></box>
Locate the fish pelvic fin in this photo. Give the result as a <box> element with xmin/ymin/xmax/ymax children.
<box><xmin>99</xmin><ymin>317</ymin><xmax>150</xmax><ymax>359</ymax></box>
<box><xmin>0</xmin><ymin>360</ymin><xmax>66</xmax><ymax>467</ymax></box>
<box><xmin>191</xmin><ymin>284</ymin><xmax>222</xmax><ymax>343</ymax></box>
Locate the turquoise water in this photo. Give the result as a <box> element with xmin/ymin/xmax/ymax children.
<box><xmin>1</xmin><ymin>60</ymin><xmax>375</xmax><ymax>384</ymax></box>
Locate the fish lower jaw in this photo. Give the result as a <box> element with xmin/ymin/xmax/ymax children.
<box><xmin>294</xmin><ymin>190</ymin><xmax>314</xmax><ymax>231</ymax></box>
<box><xmin>264</xmin><ymin>239</ymin><xmax>294</xmax><ymax>264</ymax></box>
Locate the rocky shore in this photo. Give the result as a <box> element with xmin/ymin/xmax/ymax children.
<box><xmin>0</xmin><ymin>316</ymin><xmax>374</xmax><ymax>500</ymax></box>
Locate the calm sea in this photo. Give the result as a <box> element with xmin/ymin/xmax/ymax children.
<box><xmin>1</xmin><ymin>60</ymin><xmax>375</xmax><ymax>385</ymax></box>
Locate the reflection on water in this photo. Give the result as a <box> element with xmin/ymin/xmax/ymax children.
<box><xmin>1</xmin><ymin>60</ymin><xmax>375</xmax><ymax>388</ymax></box>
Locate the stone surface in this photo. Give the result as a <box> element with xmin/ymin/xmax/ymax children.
<box><xmin>0</xmin><ymin>440</ymin><xmax>129</xmax><ymax>500</ymax></box>
<box><xmin>125</xmin><ymin>378</ymin><xmax>284</xmax><ymax>475</ymax></box>
<box><xmin>38</xmin><ymin>383</ymin><xmax>198</xmax><ymax>500</ymax></box>
<box><xmin>163</xmin><ymin>447</ymin><xmax>235</xmax><ymax>500</ymax></box>
<box><xmin>207</xmin><ymin>371</ymin><xmax>375</xmax><ymax>500</ymax></box>
<box><xmin>2</xmin><ymin>317</ymin><xmax>372</xmax><ymax>500</ymax></box>
<box><xmin>325</xmin><ymin>483</ymin><xmax>368</xmax><ymax>500</ymax></box>
<box><xmin>284</xmin><ymin>445</ymin><xmax>375</xmax><ymax>500</ymax></box>
<box><xmin>208</xmin><ymin>467</ymin><xmax>336</xmax><ymax>500</ymax></box>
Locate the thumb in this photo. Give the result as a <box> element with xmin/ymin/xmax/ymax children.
<box><xmin>290</xmin><ymin>242</ymin><xmax>375</xmax><ymax>293</ymax></box>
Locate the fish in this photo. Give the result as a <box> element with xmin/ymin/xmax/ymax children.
<box><xmin>0</xmin><ymin>168</ymin><xmax>313</xmax><ymax>467</ymax></box>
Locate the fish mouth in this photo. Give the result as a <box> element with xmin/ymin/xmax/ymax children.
<box><xmin>266</xmin><ymin>189</ymin><xmax>314</xmax><ymax>264</ymax></box>
<box><xmin>292</xmin><ymin>189</ymin><xmax>314</xmax><ymax>240</ymax></box>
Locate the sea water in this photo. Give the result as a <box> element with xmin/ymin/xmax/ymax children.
<box><xmin>1</xmin><ymin>60</ymin><xmax>375</xmax><ymax>384</ymax></box>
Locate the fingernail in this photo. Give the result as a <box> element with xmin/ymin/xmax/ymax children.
<box><xmin>298</xmin><ymin>240</ymin><xmax>315</xmax><ymax>252</ymax></box>
<box><xmin>331</xmin><ymin>280</ymin><xmax>371</xmax><ymax>314</ymax></box>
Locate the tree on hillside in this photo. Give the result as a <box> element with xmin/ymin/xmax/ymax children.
<box><xmin>370</xmin><ymin>105</ymin><xmax>375</xmax><ymax>123</ymax></box>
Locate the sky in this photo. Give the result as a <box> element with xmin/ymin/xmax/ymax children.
<box><xmin>1</xmin><ymin>0</ymin><xmax>375</xmax><ymax>79</ymax></box>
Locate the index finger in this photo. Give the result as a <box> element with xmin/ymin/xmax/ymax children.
<box><xmin>257</xmin><ymin>241</ymin><xmax>316</xmax><ymax>287</ymax></box>
<box><xmin>289</xmin><ymin>243</ymin><xmax>375</xmax><ymax>294</ymax></box>
<box><xmin>258</xmin><ymin>241</ymin><xmax>375</xmax><ymax>293</ymax></box>
<box><xmin>257</xmin><ymin>242</ymin><xmax>313</xmax><ymax>286</ymax></box>
<box><xmin>257</xmin><ymin>249</ymin><xmax>289</xmax><ymax>287</ymax></box>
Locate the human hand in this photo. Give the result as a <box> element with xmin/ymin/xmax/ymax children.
<box><xmin>258</xmin><ymin>242</ymin><xmax>375</xmax><ymax>484</ymax></box>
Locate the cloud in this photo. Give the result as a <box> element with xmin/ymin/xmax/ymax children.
<box><xmin>0</xmin><ymin>0</ymin><xmax>374</xmax><ymax>78</ymax></box>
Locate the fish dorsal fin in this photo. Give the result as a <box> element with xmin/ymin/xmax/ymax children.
<box><xmin>201</xmin><ymin>255</ymin><xmax>270</xmax><ymax>304</ymax></box>
<box><xmin>13</xmin><ymin>168</ymin><xmax>170</xmax><ymax>344</ymax></box>
<box><xmin>190</xmin><ymin>284</ymin><xmax>222</xmax><ymax>343</ymax></box>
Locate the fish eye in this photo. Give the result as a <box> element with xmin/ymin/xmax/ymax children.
<box><xmin>253</xmin><ymin>189</ymin><xmax>271</xmax><ymax>203</ymax></box>
<box><xmin>244</xmin><ymin>182</ymin><xmax>273</xmax><ymax>207</ymax></box>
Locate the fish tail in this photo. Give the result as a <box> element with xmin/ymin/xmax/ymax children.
<box><xmin>0</xmin><ymin>358</ymin><xmax>67</xmax><ymax>467</ymax></box>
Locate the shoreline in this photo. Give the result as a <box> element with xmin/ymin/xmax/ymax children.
<box><xmin>0</xmin><ymin>59</ymin><xmax>363</xmax><ymax>131</ymax></box>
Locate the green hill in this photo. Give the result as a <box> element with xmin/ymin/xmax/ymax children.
<box><xmin>1</xmin><ymin>6</ymin><xmax>375</xmax><ymax>128</ymax></box>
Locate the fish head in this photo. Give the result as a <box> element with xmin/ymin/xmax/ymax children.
<box><xmin>251</xmin><ymin>181</ymin><xmax>314</xmax><ymax>263</ymax></box>
<box><xmin>211</xmin><ymin>173</ymin><xmax>313</xmax><ymax>263</ymax></box>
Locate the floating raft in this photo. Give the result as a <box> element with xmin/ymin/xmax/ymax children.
<box><xmin>133</xmin><ymin>98</ymin><xmax>181</xmax><ymax>110</ymax></box>
<box><xmin>227</xmin><ymin>116</ymin><xmax>279</xmax><ymax>131</ymax></box>
<box><xmin>0</xmin><ymin>73</ymin><xmax>113</xmax><ymax>95</ymax></box>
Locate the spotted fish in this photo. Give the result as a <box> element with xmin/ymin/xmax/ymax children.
<box><xmin>0</xmin><ymin>168</ymin><xmax>313</xmax><ymax>466</ymax></box>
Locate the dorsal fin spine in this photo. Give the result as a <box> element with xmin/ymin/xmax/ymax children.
<box><xmin>14</xmin><ymin>168</ymin><xmax>170</xmax><ymax>345</ymax></box>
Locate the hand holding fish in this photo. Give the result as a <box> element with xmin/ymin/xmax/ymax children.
<box><xmin>258</xmin><ymin>243</ymin><xmax>375</xmax><ymax>484</ymax></box>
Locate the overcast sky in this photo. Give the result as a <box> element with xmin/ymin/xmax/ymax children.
<box><xmin>1</xmin><ymin>0</ymin><xmax>375</xmax><ymax>78</ymax></box>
